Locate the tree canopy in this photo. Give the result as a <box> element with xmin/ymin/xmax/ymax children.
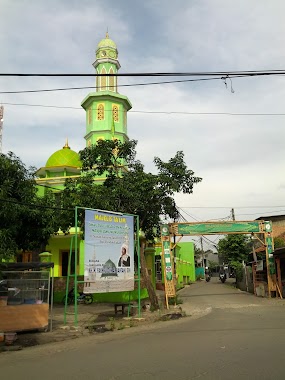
<box><xmin>217</xmin><ymin>234</ymin><xmax>251</xmax><ymax>264</ymax></box>
<box><xmin>0</xmin><ymin>152</ymin><xmax>58</xmax><ymax>261</ymax></box>
<box><xmin>59</xmin><ymin>139</ymin><xmax>202</xmax><ymax>240</ymax></box>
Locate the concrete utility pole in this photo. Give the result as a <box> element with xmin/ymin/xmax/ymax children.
<box><xmin>0</xmin><ymin>106</ymin><xmax>3</xmax><ymax>153</ymax></box>
<box><xmin>200</xmin><ymin>236</ymin><xmax>205</xmax><ymax>268</ymax></box>
<box><xmin>231</xmin><ymin>208</ymin><xmax>235</xmax><ymax>221</ymax></box>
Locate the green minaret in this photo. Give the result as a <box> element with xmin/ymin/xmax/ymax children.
<box><xmin>81</xmin><ymin>33</ymin><xmax>132</xmax><ymax>147</ymax></box>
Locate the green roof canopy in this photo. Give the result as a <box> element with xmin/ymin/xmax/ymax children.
<box><xmin>46</xmin><ymin>141</ymin><xmax>81</xmax><ymax>168</ymax></box>
<box><xmin>97</xmin><ymin>32</ymin><xmax>117</xmax><ymax>49</ymax></box>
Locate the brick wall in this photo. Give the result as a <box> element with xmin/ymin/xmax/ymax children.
<box><xmin>272</xmin><ymin>219</ymin><xmax>285</xmax><ymax>238</ymax></box>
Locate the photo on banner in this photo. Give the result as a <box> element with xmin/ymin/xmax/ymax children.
<box><xmin>84</xmin><ymin>210</ymin><xmax>134</xmax><ymax>293</ymax></box>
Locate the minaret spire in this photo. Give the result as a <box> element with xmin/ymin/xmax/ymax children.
<box><xmin>63</xmin><ymin>138</ymin><xmax>70</xmax><ymax>149</ymax></box>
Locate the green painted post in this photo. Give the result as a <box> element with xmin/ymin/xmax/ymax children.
<box><xmin>136</xmin><ymin>215</ymin><xmax>141</xmax><ymax>318</ymax></box>
<box><xmin>63</xmin><ymin>236</ymin><xmax>74</xmax><ymax>325</ymax></box>
<box><xmin>74</xmin><ymin>206</ymin><xmax>78</xmax><ymax>326</ymax></box>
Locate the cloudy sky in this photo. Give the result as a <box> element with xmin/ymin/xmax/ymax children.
<box><xmin>1</xmin><ymin>0</ymin><xmax>285</xmax><ymax>249</ymax></box>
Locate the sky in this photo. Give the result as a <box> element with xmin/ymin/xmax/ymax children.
<box><xmin>1</xmin><ymin>0</ymin><xmax>285</xmax><ymax>251</ymax></box>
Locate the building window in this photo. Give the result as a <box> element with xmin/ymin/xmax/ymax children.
<box><xmin>87</xmin><ymin>139</ymin><xmax>91</xmax><ymax>147</ymax></box>
<box><xmin>88</xmin><ymin>107</ymin><xmax>92</xmax><ymax>125</ymax></box>
<box><xmin>109</xmin><ymin>67</ymin><xmax>115</xmax><ymax>92</ymax></box>
<box><xmin>112</xmin><ymin>104</ymin><xmax>119</xmax><ymax>122</ymax></box>
<box><xmin>97</xmin><ymin>103</ymin><xmax>104</xmax><ymax>120</ymax></box>
<box><xmin>61</xmin><ymin>251</ymin><xmax>79</xmax><ymax>276</ymax></box>
<box><xmin>100</xmin><ymin>67</ymin><xmax>107</xmax><ymax>91</ymax></box>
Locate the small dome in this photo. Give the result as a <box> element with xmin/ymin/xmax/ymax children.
<box><xmin>46</xmin><ymin>141</ymin><xmax>81</xmax><ymax>168</ymax></box>
<box><xmin>97</xmin><ymin>32</ymin><xmax>117</xmax><ymax>49</ymax></box>
<box><xmin>101</xmin><ymin>259</ymin><xmax>118</xmax><ymax>278</ymax></box>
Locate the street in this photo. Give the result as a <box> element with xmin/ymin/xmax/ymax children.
<box><xmin>1</xmin><ymin>279</ymin><xmax>285</xmax><ymax>379</ymax></box>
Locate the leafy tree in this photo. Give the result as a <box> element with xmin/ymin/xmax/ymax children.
<box><xmin>217</xmin><ymin>234</ymin><xmax>251</xmax><ymax>264</ymax></box>
<box><xmin>274</xmin><ymin>237</ymin><xmax>285</xmax><ymax>249</ymax></box>
<box><xmin>0</xmin><ymin>152</ymin><xmax>58</xmax><ymax>262</ymax></box>
<box><xmin>60</xmin><ymin>139</ymin><xmax>202</xmax><ymax>309</ymax></box>
<box><xmin>207</xmin><ymin>260</ymin><xmax>218</xmax><ymax>272</ymax></box>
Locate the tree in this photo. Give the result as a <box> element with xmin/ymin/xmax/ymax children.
<box><xmin>217</xmin><ymin>234</ymin><xmax>251</xmax><ymax>281</ymax></box>
<box><xmin>0</xmin><ymin>152</ymin><xmax>58</xmax><ymax>262</ymax></box>
<box><xmin>274</xmin><ymin>237</ymin><xmax>285</xmax><ymax>249</ymax></box>
<box><xmin>217</xmin><ymin>234</ymin><xmax>250</xmax><ymax>264</ymax></box>
<box><xmin>60</xmin><ymin>139</ymin><xmax>202</xmax><ymax>309</ymax></box>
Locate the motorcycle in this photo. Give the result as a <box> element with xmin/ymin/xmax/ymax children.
<box><xmin>62</xmin><ymin>287</ymin><xmax>93</xmax><ymax>305</ymax></box>
<box><xmin>219</xmin><ymin>273</ymin><xmax>226</xmax><ymax>283</ymax></box>
<box><xmin>206</xmin><ymin>274</ymin><xmax>211</xmax><ymax>282</ymax></box>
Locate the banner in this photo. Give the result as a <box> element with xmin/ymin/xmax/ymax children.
<box><xmin>177</xmin><ymin>222</ymin><xmax>261</xmax><ymax>235</ymax></box>
<box><xmin>84</xmin><ymin>210</ymin><xmax>134</xmax><ymax>293</ymax></box>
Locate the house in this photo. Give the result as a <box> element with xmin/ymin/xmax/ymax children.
<box><xmin>255</xmin><ymin>215</ymin><xmax>285</xmax><ymax>241</ymax></box>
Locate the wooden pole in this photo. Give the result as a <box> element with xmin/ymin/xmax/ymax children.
<box><xmin>252</xmin><ymin>263</ymin><xmax>257</xmax><ymax>296</ymax></box>
<box><xmin>276</xmin><ymin>257</ymin><xmax>282</xmax><ymax>298</ymax></box>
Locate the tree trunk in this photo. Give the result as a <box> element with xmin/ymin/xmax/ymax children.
<box><xmin>139</xmin><ymin>242</ymin><xmax>160</xmax><ymax>310</ymax></box>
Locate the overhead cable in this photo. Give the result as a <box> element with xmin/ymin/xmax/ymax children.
<box><xmin>1</xmin><ymin>69</ymin><xmax>285</xmax><ymax>77</ymax></box>
<box><xmin>2</xmin><ymin>102</ymin><xmax>285</xmax><ymax>117</ymax></box>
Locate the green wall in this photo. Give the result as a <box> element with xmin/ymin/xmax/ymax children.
<box><xmin>175</xmin><ymin>242</ymin><xmax>196</xmax><ymax>287</ymax></box>
<box><xmin>156</xmin><ymin>241</ymin><xmax>195</xmax><ymax>287</ymax></box>
<box><xmin>46</xmin><ymin>235</ymin><xmax>84</xmax><ymax>277</ymax></box>
<box><xmin>47</xmin><ymin>235</ymin><xmax>153</xmax><ymax>304</ymax></box>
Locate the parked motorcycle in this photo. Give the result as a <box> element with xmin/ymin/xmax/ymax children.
<box><xmin>206</xmin><ymin>274</ymin><xmax>211</xmax><ymax>282</ymax></box>
<box><xmin>62</xmin><ymin>287</ymin><xmax>93</xmax><ymax>305</ymax></box>
<box><xmin>219</xmin><ymin>273</ymin><xmax>226</xmax><ymax>283</ymax></box>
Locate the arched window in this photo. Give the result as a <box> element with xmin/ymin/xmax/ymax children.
<box><xmin>112</xmin><ymin>104</ymin><xmax>119</xmax><ymax>122</ymax></box>
<box><xmin>88</xmin><ymin>107</ymin><xmax>92</xmax><ymax>125</ymax></box>
<box><xmin>97</xmin><ymin>103</ymin><xmax>104</xmax><ymax>120</ymax></box>
<box><xmin>109</xmin><ymin>67</ymin><xmax>115</xmax><ymax>92</ymax></box>
<box><xmin>101</xmin><ymin>67</ymin><xmax>107</xmax><ymax>91</ymax></box>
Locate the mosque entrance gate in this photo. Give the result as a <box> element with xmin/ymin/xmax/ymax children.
<box><xmin>161</xmin><ymin>220</ymin><xmax>277</xmax><ymax>308</ymax></box>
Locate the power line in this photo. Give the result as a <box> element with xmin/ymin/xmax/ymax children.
<box><xmin>1</xmin><ymin>69</ymin><xmax>285</xmax><ymax>93</ymax></box>
<box><xmin>3</xmin><ymin>102</ymin><xmax>285</xmax><ymax>117</ymax></box>
<box><xmin>1</xmin><ymin>69</ymin><xmax>285</xmax><ymax>77</ymax></box>
<box><xmin>236</xmin><ymin>210</ymin><xmax>285</xmax><ymax>216</ymax></box>
<box><xmin>178</xmin><ymin>206</ymin><xmax>285</xmax><ymax>209</ymax></box>
<box><xmin>0</xmin><ymin>76</ymin><xmax>239</xmax><ymax>94</ymax></box>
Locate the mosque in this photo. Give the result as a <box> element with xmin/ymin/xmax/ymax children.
<box><xmin>34</xmin><ymin>33</ymin><xmax>195</xmax><ymax>302</ymax></box>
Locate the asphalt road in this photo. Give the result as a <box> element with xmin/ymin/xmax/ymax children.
<box><xmin>1</xmin><ymin>278</ymin><xmax>285</xmax><ymax>380</ymax></box>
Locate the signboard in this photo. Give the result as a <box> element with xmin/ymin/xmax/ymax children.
<box><xmin>266</xmin><ymin>234</ymin><xmax>276</xmax><ymax>275</ymax></box>
<box><xmin>256</xmin><ymin>260</ymin><xmax>264</xmax><ymax>272</ymax></box>
<box><xmin>84</xmin><ymin>210</ymin><xmax>134</xmax><ymax>293</ymax></box>
<box><xmin>177</xmin><ymin>222</ymin><xmax>261</xmax><ymax>235</ymax></box>
<box><xmin>163</xmin><ymin>244</ymin><xmax>173</xmax><ymax>281</ymax></box>
<box><xmin>161</xmin><ymin>225</ymin><xmax>176</xmax><ymax>304</ymax></box>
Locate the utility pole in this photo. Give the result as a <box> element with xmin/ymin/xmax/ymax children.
<box><xmin>0</xmin><ymin>106</ymin><xmax>3</xmax><ymax>153</ymax></box>
<box><xmin>231</xmin><ymin>208</ymin><xmax>235</xmax><ymax>221</ymax></box>
<box><xmin>200</xmin><ymin>236</ymin><xmax>205</xmax><ymax>268</ymax></box>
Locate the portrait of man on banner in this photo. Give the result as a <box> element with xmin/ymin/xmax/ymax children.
<box><xmin>118</xmin><ymin>244</ymin><xmax>130</xmax><ymax>267</ymax></box>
